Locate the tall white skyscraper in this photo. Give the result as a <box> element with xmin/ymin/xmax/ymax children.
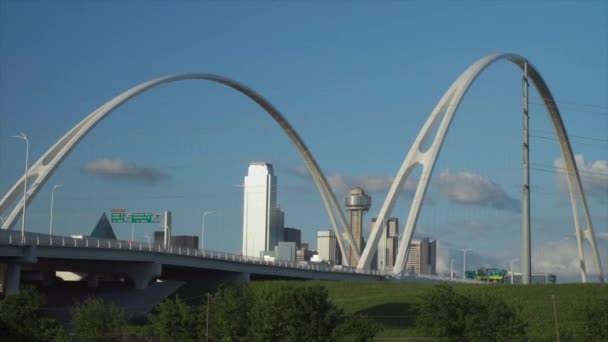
<box><xmin>242</xmin><ymin>162</ymin><xmax>284</xmax><ymax>258</ymax></box>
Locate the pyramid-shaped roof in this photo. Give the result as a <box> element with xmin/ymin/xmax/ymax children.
<box><xmin>90</xmin><ymin>212</ymin><xmax>117</xmax><ymax>240</ymax></box>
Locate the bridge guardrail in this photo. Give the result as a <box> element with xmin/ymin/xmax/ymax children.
<box><xmin>0</xmin><ymin>231</ymin><xmax>477</xmax><ymax>282</ymax></box>
<box><xmin>0</xmin><ymin>231</ymin><xmax>389</xmax><ymax>277</ymax></box>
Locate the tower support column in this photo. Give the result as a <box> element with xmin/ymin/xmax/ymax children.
<box><xmin>522</xmin><ymin>60</ymin><xmax>531</xmax><ymax>284</ymax></box>
<box><xmin>344</xmin><ymin>187</ymin><xmax>371</xmax><ymax>267</ymax></box>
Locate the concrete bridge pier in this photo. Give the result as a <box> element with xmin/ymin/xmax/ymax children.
<box><xmin>87</xmin><ymin>274</ymin><xmax>100</xmax><ymax>289</ymax></box>
<box><xmin>5</xmin><ymin>264</ymin><xmax>21</xmax><ymax>295</ymax></box>
<box><xmin>21</xmin><ymin>270</ymin><xmax>56</xmax><ymax>287</ymax></box>
<box><xmin>118</xmin><ymin>262</ymin><xmax>162</xmax><ymax>290</ymax></box>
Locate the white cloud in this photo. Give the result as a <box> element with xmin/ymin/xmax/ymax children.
<box><xmin>290</xmin><ymin>164</ymin><xmax>417</xmax><ymax>195</ymax></box>
<box><xmin>554</xmin><ymin>154</ymin><xmax>608</xmax><ymax>203</ymax></box>
<box><xmin>432</xmin><ymin>236</ymin><xmax>607</xmax><ymax>282</ymax></box>
<box><xmin>81</xmin><ymin>159</ymin><xmax>169</xmax><ymax>185</ymax></box>
<box><xmin>532</xmin><ymin>235</ymin><xmax>607</xmax><ymax>281</ymax></box>
<box><xmin>434</xmin><ymin>240</ymin><xmax>503</xmax><ymax>275</ymax></box>
<box><xmin>435</xmin><ymin>242</ymin><xmax>450</xmax><ymax>274</ymax></box>
<box><xmin>291</xmin><ymin>165</ymin><xmax>519</xmax><ymax>212</ymax></box>
<box><xmin>436</xmin><ymin>170</ymin><xmax>520</xmax><ymax>212</ymax></box>
<box><xmin>326</xmin><ymin>173</ymin><xmax>418</xmax><ymax>195</ymax></box>
<box><xmin>445</xmin><ymin>219</ymin><xmax>490</xmax><ymax>231</ymax></box>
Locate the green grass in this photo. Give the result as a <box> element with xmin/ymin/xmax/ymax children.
<box><xmin>304</xmin><ymin>281</ymin><xmax>608</xmax><ymax>341</ymax></box>
<box><xmin>176</xmin><ymin>280</ymin><xmax>606</xmax><ymax>340</ymax></box>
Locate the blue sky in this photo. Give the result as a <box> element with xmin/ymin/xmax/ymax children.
<box><xmin>1</xmin><ymin>1</ymin><xmax>606</xmax><ymax>281</ymax></box>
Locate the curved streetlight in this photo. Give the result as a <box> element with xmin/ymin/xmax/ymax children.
<box><xmin>49</xmin><ymin>184</ymin><xmax>63</xmax><ymax>238</ymax></box>
<box><xmin>201</xmin><ymin>210</ymin><xmax>216</xmax><ymax>250</ymax></box>
<box><xmin>11</xmin><ymin>132</ymin><xmax>29</xmax><ymax>242</ymax></box>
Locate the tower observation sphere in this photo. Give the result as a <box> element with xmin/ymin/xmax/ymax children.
<box><xmin>345</xmin><ymin>187</ymin><xmax>371</xmax><ymax>212</ymax></box>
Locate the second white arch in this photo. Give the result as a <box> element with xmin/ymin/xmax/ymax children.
<box><xmin>357</xmin><ymin>53</ymin><xmax>604</xmax><ymax>283</ymax></box>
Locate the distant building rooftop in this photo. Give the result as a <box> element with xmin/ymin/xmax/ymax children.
<box><xmin>250</xmin><ymin>161</ymin><xmax>272</xmax><ymax>166</ymax></box>
<box><xmin>90</xmin><ymin>212</ymin><xmax>117</xmax><ymax>240</ymax></box>
<box><xmin>248</xmin><ymin>162</ymin><xmax>274</xmax><ymax>175</ymax></box>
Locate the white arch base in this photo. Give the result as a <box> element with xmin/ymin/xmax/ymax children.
<box><xmin>0</xmin><ymin>74</ymin><xmax>360</xmax><ymax>266</ymax></box>
<box><xmin>357</xmin><ymin>53</ymin><xmax>604</xmax><ymax>283</ymax></box>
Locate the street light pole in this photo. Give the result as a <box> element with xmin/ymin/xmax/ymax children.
<box><xmin>49</xmin><ymin>184</ymin><xmax>63</xmax><ymax>237</ymax></box>
<box><xmin>205</xmin><ymin>292</ymin><xmax>211</xmax><ymax>342</ymax></box>
<box><xmin>461</xmin><ymin>248</ymin><xmax>471</xmax><ymax>280</ymax></box>
<box><xmin>450</xmin><ymin>258</ymin><xmax>455</xmax><ymax>280</ymax></box>
<box><xmin>201</xmin><ymin>210</ymin><xmax>216</xmax><ymax>250</ymax></box>
<box><xmin>12</xmin><ymin>132</ymin><xmax>29</xmax><ymax>242</ymax></box>
<box><xmin>509</xmin><ymin>258</ymin><xmax>518</xmax><ymax>285</ymax></box>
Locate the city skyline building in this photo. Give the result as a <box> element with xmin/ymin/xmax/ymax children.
<box><xmin>91</xmin><ymin>212</ymin><xmax>117</xmax><ymax>240</ymax></box>
<box><xmin>317</xmin><ymin>230</ymin><xmax>341</xmax><ymax>265</ymax></box>
<box><xmin>263</xmin><ymin>241</ymin><xmax>298</xmax><ymax>262</ymax></box>
<box><xmin>242</xmin><ymin>162</ymin><xmax>284</xmax><ymax>258</ymax></box>
<box><xmin>405</xmin><ymin>238</ymin><xmax>436</xmax><ymax>275</ymax></box>
<box><xmin>509</xmin><ymin>272</ymin><xmax>557</xmax><ymax>284</ymax></box>
<box><xmin>283</xmin><ymin>227</ymin><xmax>301</xmax><ymax>248</ymax></box>
<box><xmin>297</xmin><ymin>242</ymin><xmax>315</xmax><ymax>262</ymax></box>
<box><xmin>372</xmin><ymin>217</ymin><xmax>399</xmax><ymax>271</ymax></box>
<box><xmin>154</xmin><ymin>231</ymin><xmax>199</xmax><ymax>250</ymax></box>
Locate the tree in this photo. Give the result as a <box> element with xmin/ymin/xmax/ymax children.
<box><xmin>0</xmin><ymin>286</ymin><xmax>67</xmax><ymax>342</ymax></box>
<box><xmin>248</xmin><ymin>282</ymin><xmax>346</xmax><ymax>341</ymax></box>
<box><xmin>416</xmin><ymin>284</ymin><xmax>526</xmax><ymax>341</ymax></box>
<box><xmin>333</xmin><ymin>314</ymin><xmax>381</xmax><ymax>342</ymax></box>
<box><xmin>248</xmin><ymin>282</ymin><xmax>380</xmax><ymax>341</ymax></box>
<box><xmin>568</xmin><ymin>297</ymin><xmax>608</xmax><ymax>341</ymax></box>
<box><xmin>207</xmin><ymin>283</ymin><xmax>255</xmax><ymax>341</ymax></box>
<box><xmin>463</xmin><ymin>295</ymin><xmax>526</xmax><ymax>342</ymax></box>
<box><xmin>416</xmin><ymin>284</ymin><xmax>472</xmax><ymax>341</ymax></box>
<box><xmin>202</xmin><ymin>282</ymin><xmax>380</xmax><ymax>341</ymax></box>
<box><xmin>143</xmin><ymin>282</ymin><xmax>380</xmax><ymax>341</ymax></box>
<box><xmin>146</xmin><ymin>295</ymin><xmax>203</xmax><ymax>342</ymax></box>
<box><xmin>71</xmin><ymin>297</ymin><xmax>127</xmax><ymax>342</ymax></box>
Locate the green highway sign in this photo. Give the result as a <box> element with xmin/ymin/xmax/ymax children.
<box><xmin>131</xmin><ymin>212</ymin><xmax>153</xmax><ymax>223</ymax></box>
<box><xmin>109</xmin><ymin>209</ymin><xmax>162</xmax><ymax>224</ymax></box>
<box><xmin>111</xmin><ymin>209</ymin><xmax>126</xmax><ymax>223</ymax></box>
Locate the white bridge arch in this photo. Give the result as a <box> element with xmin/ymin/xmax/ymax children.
<box><xmin>0</xmin><ymin>74</ymin><xmax>360</xmax><ymax>266</ymax></box>
<box><xmin>357</xmin><ymin>53</ymin><xmax>604</xmax><ymax>283</ymax></box>
<box><xmin>1</xmin><ymin>54</ymin><xmax>603</xmax><ymax>282</ymax></box>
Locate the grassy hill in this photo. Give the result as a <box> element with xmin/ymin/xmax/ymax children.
<box><xmin>294</xmin><ymin>281</ymin><xmax>608</xmax><ymax>341</ymax></box>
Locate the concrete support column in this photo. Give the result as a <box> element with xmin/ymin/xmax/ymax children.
<box><xmin>126</xmin><ymin>263</ymin><xmax>162</xmax><ymax>290</ymax></box>
<box><xmin>522</xmin><ymin>60</ymin><xmax>531</xmax><ymax>284</ymax></box>
<box><xmin>42</xmin><ymin>271</ymin><xmax>55</xmax><ymax>287</ymax></box>
<box><xmin>87</xmin><ymin>274</ymin><xmax>99</xmax><ymax>289</ymax></box>
<box><xmin>229</xmin><ymin>272</ymin><xmax>250</xmax><ymax>282</ymax></box>
<box><xmin>5</xmin><ymin>264</ymin><xmax>21</xmax><ymax>295</ymax></box>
